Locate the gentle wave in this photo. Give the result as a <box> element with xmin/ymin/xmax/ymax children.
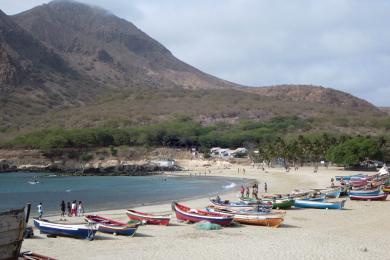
<box><xmin>223</xmin><ymin>182</ymin><xmax>236</xmax><ymax>189</ymax></box>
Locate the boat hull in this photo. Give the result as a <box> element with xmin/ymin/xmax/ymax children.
<box><xmin>348</xmin><ymin>188</ymin><xmax>380</xmax><ymax>196</ymax></box>
<box><xmin>126</xmin><ymin>210</ymin><xmax>171</xmax><ymax>226</ymax></box>
<box><xmin>294</xmin><ymin>199</ymin><xmax>346</xmax><ymax>209</ymax></box>
<box><xmin>97</xmin><ymin>225</ymin><xmax>138</xmax><ymax>236</ymax></box>
<box><xmin>349</xmin><ymin>193</ymin><xmax>388</xmax><ymax>201</ymax></box>
<box><xmin>33</xmin><ymin>219</ymin><xmax>97</xmax><ymax>240</ymax></box>
<box><xmin>233</xmin><ymin>215</ymin><xmax>284</xmax><ymax>228</ymax></box>
<box><xmin>323</xmin><ymin>188</ymin><xmax>341</xmax><ymax>198</ymax></box>
<box><xmin>0</xmin><ymin>208</ymin><xmax>26</xmax><ymax>260</ymax></box>
<box><xmin>85</xmin><ymin>215</ymin><xmax>139</xmax><ymax>236</ymax></box>
<box><xmin>172</xmin><ymin>202</ymin><xmax>233</xmax><ymax>226</ymax></box>
<box><xmin>262</xmin><ymin>199</ymin><xmax>294</xmax><ymax>209</ymax></box>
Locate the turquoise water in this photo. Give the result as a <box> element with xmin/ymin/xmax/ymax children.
<box><xmin>0</xmin><ymin>172</ymin><xmax>244</xmax><ymax>214</ymax></box>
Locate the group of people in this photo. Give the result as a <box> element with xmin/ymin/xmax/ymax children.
<box><xmin>240</xmin><ymin>182</ymin><xmax>267</xmax><ymax>199</ymax></box>
<box><xmin>60</xmin><ymin>200</ymin><xmax>84</xmax><ymax>219</ymax></box>
<box><xmin>37</xmin><ymin>200</ymin><xmax>85</xmax><ymax>220</ymax></box>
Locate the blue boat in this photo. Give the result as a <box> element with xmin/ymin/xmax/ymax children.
<box><xmin>323</xmin><ymin>188</ymin><xmax>341</xmax><ymax>198</ymax></box>
<box><xmin>348</xmin><ymin>188</ymin><xmax>380</xmax><ymax>196</ymax></box>
<box><xmin>294</xmin><ymin>199</ymin><xmax>346</xmax><ymax>209</ymax></box>
<box><xmin>300</xmin><ymin>196</ymin><xmax>326</xmax><ymax>202</ymax></box>
<box><xmin>335</xmin><ymin>174</ymin><xmax>365</xmax><ymax>181</ymax></box>
<box><xmin>33</xmin><ymin>218</ymin><xmax>97</xmax><ymax>240</ymax></box>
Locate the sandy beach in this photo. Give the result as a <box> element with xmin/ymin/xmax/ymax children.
<box><xmin>21</xmin><ymin>161</ymin><xmax>390</xmax><ymax>260</ymax></box>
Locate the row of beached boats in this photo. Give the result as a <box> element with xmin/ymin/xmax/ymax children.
<box><xmin>2</xmin><ymin>166</ymin><xmax>388</xmax><ymax>255</ymax></box>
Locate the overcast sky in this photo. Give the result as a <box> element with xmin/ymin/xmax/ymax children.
<box><xmin>1</xmin><ymin>0</ymin><xmax>389</xmax><ymax>106</ymax></box>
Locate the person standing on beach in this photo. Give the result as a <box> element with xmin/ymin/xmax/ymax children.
<box><xmin>67</xmin><ymin>202</ymin><xmax>71</xmax><ymax>217</ymax></box>
<box><xmin>37</xmin><ymin>202</ymin><xmax>43</xmax><ymax>219</ymax></box>
<box><xmin>245</xmin><ymin>186</ymin><xmax>250</xmax><ymax>198</ymax></box>
<box><xmin>71</xmin><ymin>201</ymin><xmax>77</xmax><ymax>217</ymax></box>
<box><xmin>60</xmin><ymin>200</ymin><xmax>66</xmax><ymax>219</ymax></box>
<box><xmin>78</xmin><ymin>201</ymin><xmax>84</xmax><ymax>216</ymax></box>
<box><xmin>240</xmin><ymin>185</ymin><xmax>245</xmax><ymax>198</ymax></box>
<box><xmin>264</xmin><ymin>182</ymin><xmax>268</xmax><ymax>193</ymax></box>
<box><xmin>252</xmin><ymin>184</ymin><xmax>258</xmax><ymax>199</ymax></box>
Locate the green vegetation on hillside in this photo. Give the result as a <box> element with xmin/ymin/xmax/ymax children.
<box><xmin>4</xmin><ymin>117</ymin><xmax>309</xmax><ymax>150</ymax></box>
<box><xmin>3</xmin><ymin>117</ymin><xmax>389</xmax><ymax>166</ymax></box>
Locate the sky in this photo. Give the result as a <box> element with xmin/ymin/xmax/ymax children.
<box><xmin>1</xmin><ymin>0</ymin><xmax>389</xmax><ymax>106</ymax></box>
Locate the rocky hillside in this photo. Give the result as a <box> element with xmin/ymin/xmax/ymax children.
<box><xmin>12</xmin><ymin>0</ymin><xmax>236</xmax><ymax>90</ymax></box>
<box><xmin>0</xmin><ymin>1</ymin><xmax>388</xmax><ymax>136</ymax></box>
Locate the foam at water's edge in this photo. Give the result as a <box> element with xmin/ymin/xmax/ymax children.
<box><xmin>223</xmin><ymin>182</ymin><xmax>236</xmax><ymax>189</ymax></box>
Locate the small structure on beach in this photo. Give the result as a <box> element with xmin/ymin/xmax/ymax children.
<box><xmin>210</xmin><ymin>147</ymin><xmax>248</xmax><ymax>158</ymax></box>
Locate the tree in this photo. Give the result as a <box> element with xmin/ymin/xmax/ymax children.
<box><xmin>326</xmin><ymin>137</ymin><xmax>383</xmax><ymax>166</ymax></box>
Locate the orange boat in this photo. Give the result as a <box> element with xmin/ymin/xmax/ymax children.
<box><xmin>233</xmin><ymin>213</ymin><xmax>283</xmax><ymax>227</ymax></box>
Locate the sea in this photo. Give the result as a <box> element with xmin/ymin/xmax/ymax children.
<box><xmin>0</xmin><ymin>172</ymin><xmax>245</xmax><ymax>214</ymax></box>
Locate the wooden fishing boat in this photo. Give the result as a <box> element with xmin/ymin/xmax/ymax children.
<box><xmin>171</xmin><ymin>202</ymin><xmax>234</xmax><ymax>226</ymax></box>
<box><xmin>349</xmin><ymin>193</ymin><xmax>388</xmax><ymax>201</ymax></box>
<box><xmin>349</xmin><ymin>180</ymin><xmax>367</xmax><ymax>187</ymax></box>
<box><xmin>33</xmin><ymin>218</ymin><xmax>97</xmax><ymax>240</ymax></box>
<box><xmin>126</xmin><ymin>210</ymin><xmax>171</xmax><ymax>226</ymax></box>
<box><xmin>231</xmin><ymin>213</ymin><xmax>284</xmax><ymax>227</ymax></box>
<box><xmin>300</xmin><ymin>196</ymin><xmax>326</xmax><ymax>202</ymax></box>
<box><xmin>206</xmin><ymin>208</ymin><xmax>284</xmax><ymax>227</ymax></box>
<box><xmin>335</xmin><ymin>174</ymin><xmax>365</xmax><ymax>181</ymax></box>
<box><xmin>85</xmin><ymin>215</ymin><xmax>139</xmax><ymax>236</ymax></box>
<box><xmin>294</xmin><ymin>199</ymin><xmax>346</xmax><ymax>209</ymax></box>
<box><xmin>209</xmin><ymin>199</ymin><xmax>256</xmax><ymax>211</ymax></box>
<box><xmin>348</xmin><ymin>187</ymin><xmax>380</xmax><ymax>196</ymax></box>
<box><xmin>261</xmin><ymin>198</ymin><xmax>295</xmax><ymax>209</ymax></box>
<box><xmin>322</xmin><ymin>187</ymin><xmax>341</xmax><ymax>198</ymax></box>
<box><xmin>383</xmin><ymin>186</ymin><xmax>390</xmax><ymax>193</ymax></box>
<box><xmin>0</xmin><ymin>207</ymin><xmax>26</xmax><ymax>260</ymax></box>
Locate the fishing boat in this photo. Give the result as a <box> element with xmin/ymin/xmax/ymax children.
<box><xmin>231</xmin><ymin>213</ymin><xmax>284</xmax><ymax>227</ymax></box>
<box><xmin>33</xmin><ymin>218</ymin><xmax>97</xmax><ymax>240</ymax></box>
<box><xmin>383</xmin><ymin>186</ymin><xmax>390</xmax><ymax>193</ymax></box>
<box><xmin>300</xmin><ymin>196</ymin><xmax>326</xmax><ymax>202</ymax></box>
<box><xmin>348</xmin><ymin>188</ymin><xmax>380</xmax><ymax>196</ymax></box>
<box><xmin>126</xmin><ymin>210</ymin><xmax>171</xmax><ymax>226</ymax></box>
<box><xmin>294</xmin><ymin>199</ymin><xmax>346</xmax><ymax>209</ymax></box>
<box><xmin>261</xmin><ymin>198</ymin><xmax>295</xmax><ymax>209</ymax></box>
<box><xmin>322</xmin><ymin>187</ymin><xmax>341</xmax><ymax>198</ymax></box>
<box><xmin>209</xmin><ymin>198</ymin><xmax>256</xmax><ymax>211</ymax></box>
<box><xmin>349</xmin><ymin>193</ymin><xmax>388</xmax><ymax>201</ymax></box>
<box><xmin>171</xmin><ymin>201</ymin><xmax>234</xmax><ymax>226</ymax></box>
<box><xmin>85</xmin><ymin>215</ymin><xmax>139</xmax><ymax>236</ymax></box>
<box><xmin>0</xmin><ymin>207</ymin><xmax>26</xmax><ymax>260</ymax></box>
<box><xmin>335</xmin><ymin>174</ymin><xmax>365</xmax><ymax>181</ymax></box>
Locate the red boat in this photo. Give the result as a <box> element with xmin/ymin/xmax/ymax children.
<box><xmin>171</xmin><ymin>201</ymin><xmax>234</xmax><ymax>226</ymax></box>
<box><xmin>349</xmin><ymin>193</ymin><xmax>388</xmax><ymax>201</ymax></box>
<box><xmin>126</xmin><ymin>210</ymin><xmax>171</xmax><ymax>226</ymax></box>
<box><xmin>85</xmin><ymin>215</ymin><xmax>139</xmax><ymax>236</ymax></box>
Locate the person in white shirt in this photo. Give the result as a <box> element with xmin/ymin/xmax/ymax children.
<box><xmin>77</xmin><ymin>201</ymin><xmax>84</xmax><ymax>216</ymax></box>
<box><xmin>37</xmin><ymin>203</ymin><xmax>43</xmax><ymax>219</ymax></box>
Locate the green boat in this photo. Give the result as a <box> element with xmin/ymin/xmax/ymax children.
<box><xmin>269</xmin><ymin>199</ymin><xmax>294</xmax><ymax>209</ymax></box>
<box><xmin>240</xmin><ymin>197</ymin><xmax>294</xmax><ymax>209</ymax></box>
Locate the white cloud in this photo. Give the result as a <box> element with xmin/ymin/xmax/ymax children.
<box><xmin>1</xmin><ymin>0</ymin><xmax>389</xmax><ymax>106</ymax></box>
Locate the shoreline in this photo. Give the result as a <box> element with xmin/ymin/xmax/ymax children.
<box><xmin>21</xmin><ymin>164</ymin><xmax>390</xmax><ymax>260</ymax></box>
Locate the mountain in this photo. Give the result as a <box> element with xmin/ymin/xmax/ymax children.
<box><xmin>0</xmin><ymin>0</ymin><xmax>387</xmax><ymax>136</ymax></box>
<box><xmin>0</xmin><ymin>7</ymin><xmax>105</xmax><ymax>130</ymax></box>
<box><xmin>12</xmin><ymin>0</ymin><xmax>236</xmax><ymax>90</ymax></box>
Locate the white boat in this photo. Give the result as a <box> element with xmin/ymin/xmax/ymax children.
<box><xmin>0</xmin><ymin>207</ymin><xmax>26</xmax><ymax>259</ymax></box>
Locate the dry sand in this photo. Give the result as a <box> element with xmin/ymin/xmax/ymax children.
<box><xmin>21</xmin><ymin>161</ymin><xmax>390</xmax><ymax>260</ymax></box>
